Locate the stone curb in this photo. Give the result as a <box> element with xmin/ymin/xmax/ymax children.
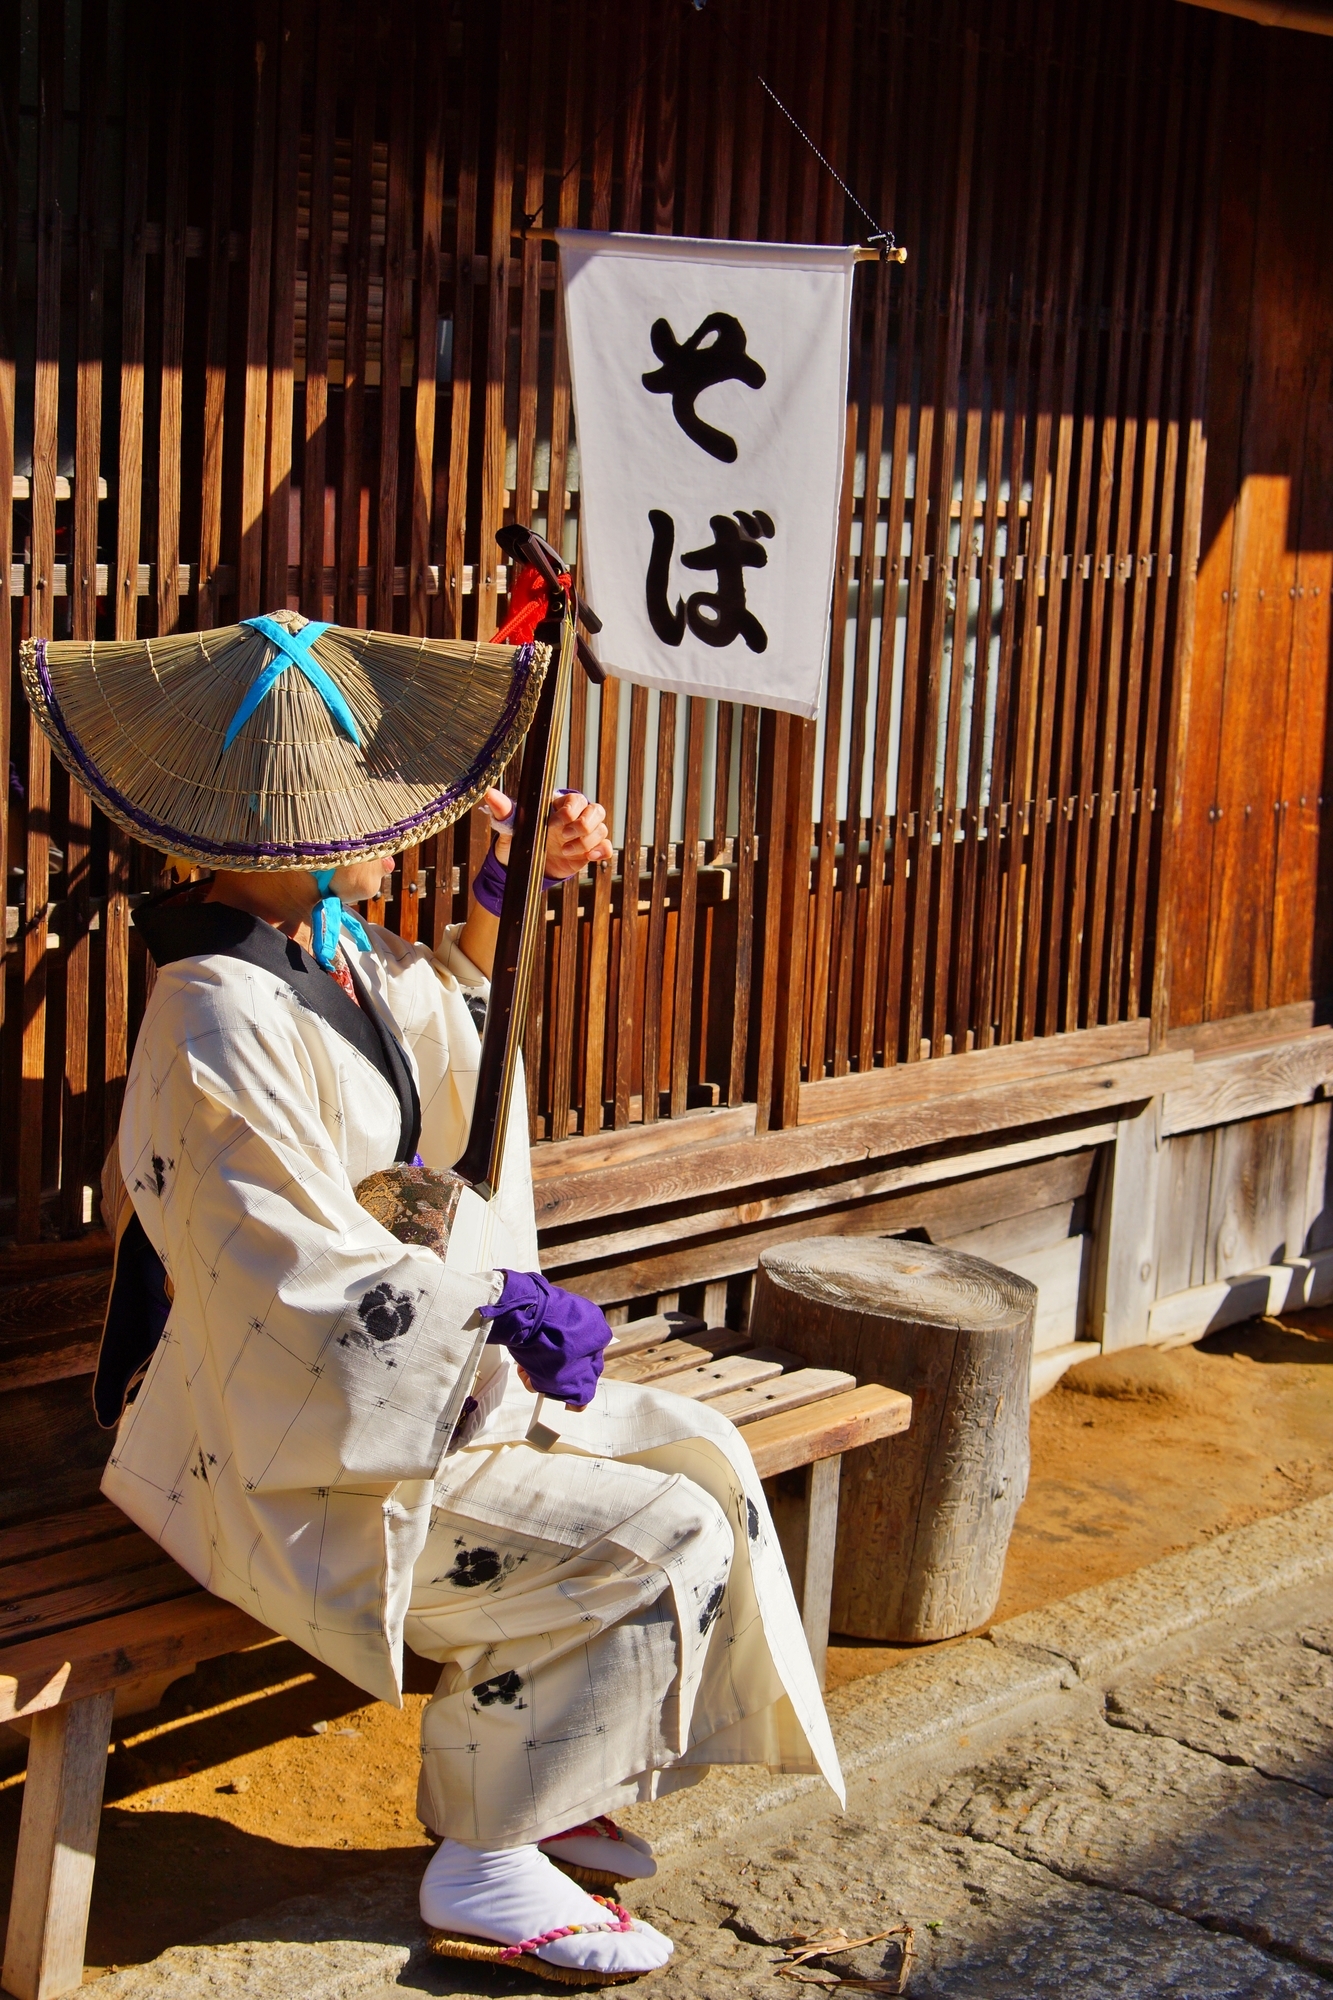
<box><xmin>634</xmin><ymin>1489</ymin><xmax>1333</xmax><ymax>1856</ymax></box>
<box><xmin>88</xmin><ymin>1491</ymin><xmax>1333</xmax><ymax>1997</ymax></box>
<box><xmin>990</xmin><ymin>1488</ymin><xmax>1333</xmax><ymax>1681</ymax></box>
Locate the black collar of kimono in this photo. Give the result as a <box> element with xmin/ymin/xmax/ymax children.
<box><xmin>134</xmin><ymin>887</ymin><xmax>421</xmax><ymax>1163</ymax></box>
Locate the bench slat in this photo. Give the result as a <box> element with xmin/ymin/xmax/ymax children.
<box><xmin>0</xmin><ymin>1590</ymin><xmax>271</xmax><ymax>1723</ymax></box>
<box><xmin>0</xmin><ymin>1531</ymin><xmax>173</xmax><ymax>1607</ymax></box>
<box><xmin>711</xmin><ymin>1367</ymin><xmax>857</xmax><ymax>1426</ymax></box>
<box><xmin>0</xmin><ymin>1558</ymin><xmax>197</xmax><ymax>1649</ymax></box>
<box><xmin>604</xmin><ymin>1312</ymin><xmax>706</xmax><ymax>1355</ymax></box>
<box><xmin>655</xmin><ymin>1353</ymin><xmax>785</xmax><ymax>1400</ymax></box>
<box><xmin>0</xmin><ymin>1503</ymin><xmax>135</xmax><ymax>1571</ymax></box>
<box><xmin>740</xmin><ymin>1382</ymin><xmax>913</xmax><ymax>1480</ymax></box>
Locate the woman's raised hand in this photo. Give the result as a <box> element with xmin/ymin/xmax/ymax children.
<box><xmin>483</xmin><ymin>786</ymin><xmax>614</xmax><ymax>881</ymax></box>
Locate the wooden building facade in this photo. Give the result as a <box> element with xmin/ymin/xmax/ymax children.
<box><xmin>3</xmin><ymin>0</ymin><xmax>1333</xmax><ymax>1456</ymax></box>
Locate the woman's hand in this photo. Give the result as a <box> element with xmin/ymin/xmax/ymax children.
<box><xmin>483</xmin><ymin>785</ymin><xmax>614</xmax><ymax>881</ymax></box>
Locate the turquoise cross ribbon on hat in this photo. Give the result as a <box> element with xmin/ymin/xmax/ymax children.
<box><xmin>310</xmin><ymin>868</ymin><xmax>372</xmax><ymax>970</ymax></box>
<box><xmin>223</xmin><ymin>615</ymin><xmax>362</xmax><ymax>752</ymax></box>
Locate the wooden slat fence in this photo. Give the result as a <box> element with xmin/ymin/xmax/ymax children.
<box><xmin>0</xmin><ymin>0</ymin><xmax>1229</xmax><ymax>1240</ymax></box>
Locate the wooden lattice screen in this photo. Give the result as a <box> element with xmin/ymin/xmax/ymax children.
<box><xmin>0</xmin><ymin>0</ymin><xmax>1225</xmax><ymax>1243</ymax></box>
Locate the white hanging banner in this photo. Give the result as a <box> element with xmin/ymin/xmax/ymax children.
<box><xmin>557</xmin><ymin>230</ymin><xmax>857</xmax><ymax>719</ymax></box>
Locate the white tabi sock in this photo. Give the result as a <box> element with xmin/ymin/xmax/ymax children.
<box><xmin>539</xmin><ymin>1814</ymin><xmax>657</xmax><ymax>1880</ymax></box>
<box><xmin>420</xmin><ymin>1837</ymin><xmax>674</xmax><ymax>1976</ymax></box>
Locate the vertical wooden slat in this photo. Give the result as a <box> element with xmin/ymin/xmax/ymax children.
<box><xmin>440</xmin><ymin>6</ymin><xmax>481</xmax><ymax>637</ymax></box>
<box><xmin>583</xmin><ymin>680</ymin><xmax>619</xmax><ymax>1128</ymax></box>
<box><xmin>478</xmin><ymin>2</ymin><xmax>517</xmax><ymax>641</ymax></box>
<box><xmin>1038</xmin><ymin>2</ymin><xmax>1104</xmax><ymax>1036</ymax></box>
<box><xmin>1107</xmin><ymin>19</ymin><xmax>1185</xmax><ymax>1022</ymax></box>
<box><xmin>619</xmin><ymin>0</ymin><xmax>647</xmax><ymax>234</ymax></box>
<box><xmin>409</xmin><ymin>0</ymin><xmax>445</xmax><ymax>634</ymax></box>
<box><xmin>1083</xmin><ymin>13</ymin><xmax>1153</xmax><ymax>1030</ymax></box>
<box><xmin>1064</xmin><ymin>13</ymin><xmax>1139</xmax><ymax>1031</ymax></box>
<box><xmin>512</xmin><ymin>3</ymin><xmax>548</xmax><ymax>533</ymax></box>
<box><xmin>62</xmin><ymin>0</ymin><xmax>109</xmax><ymax>1233</ymax></box>
<box><xmin>0</xmin><ymin>0</ymin><xmax>17</xmax><ymax>1041</ymax></box>
<box><xmin>975</xmin><ymin>0</ymin><xmax>1048</xmax><ymax>1050</ymax></box>
<box><xmin>806</xmin><ymin>372</ymin><xmax>858</xmax><ymax>1082</ymax></box>
<box><xmin>614</xmin><ymin>684</ymin><xmax>648</xmax><ymax>1126</ymax></box>
<box><xmin>263</xmin><ymin>0</ymin><xmax>305</xmax><ymax>617</ymax></box>
<box><xmin>1129</xmin><ymin>52</ymin><xmax>1204</xmax><ymax>1026</ymax></box>
<box><xmin>375</xmin><ymin>0</ymin><xmax>411</xmax><ymax>634</ymax></box>
<box><xmin>239</xmin><ymin>9</ymin><xmax>279</xmax><ymax>619</ymax></box>
<box><xmin>669</xmin><ymin>698</ymin><xmax>704</xmax><ymax>1117</ymax></box>
<box><xmin>752</xmin><ymin>710</ymin><xmax>790</xmax><ymax>1130</ymax></box>
<box><xmin>640</xmin><ymin>694</ymin><xmax>676</xmax><ymax>1125</ymax></box>
<box><xmin>1151</xmin><ymin>20</ymin><xmax>1229</xmax><ymax>1042</ymax></box>
<box><xmin>1014</xmin><ymin>4</ymin><xmax>1092</xmax><ymax>1041</ymax></box>
<box><xmin>156</xmin><ymin>8</ymin><xmax>189</xmax><ymax>636</ymax></box>
<box><xmin>728</xmin><ymin>704</ymin><xmax>759</xmax><ymax>1105</ymax></box>
<box><xmin>300</xmin><ymin>0</ymin><xmax>336</xmax><ymax>622</ymax></box>
<box><xmin>873</xmin><ymin>0</ymin><xmax>928</xmax><ymax>1067</ymax></box>
<box><xmin>995</xmin><ymin>0</ymin><xmax>1058</xmax><ymax>1046</ymax></box>
<box><xmin>19</xmin><ymin>0</ymin><xmax>63</xmax><ymax>1240</ymax></box>
<box><xmin>107</xmin><ymin>9</ymin><xmax>150</xmax><ymax>1153</ymax></box>
<box><xmin>336</xmin><ymin>18</ymin><xmax>375</xmax><ymax>628</ymax></box>
<box><xmin>907</xmin><ymin>22</ymin><xmax>977</xmax><ymax>1062</ymax></box>
<box><xmin>197</xmin><ymin>10</ymin><xmax>235</xmax><ymax>631</ymax></box>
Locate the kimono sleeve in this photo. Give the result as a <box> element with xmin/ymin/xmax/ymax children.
<box><xmin>120</xmin><ymin>980</ymin><xmax>497</xmax><ymax>1494</ymax></box>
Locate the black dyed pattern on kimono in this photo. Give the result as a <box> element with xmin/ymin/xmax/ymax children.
<box><xmin>436</xmin><ymin>1539</ymin><xmax>529</xmax><ymax>1592</ymax></box>
<box><xmin>747</xmin><ymin>1498</ymin><xmax>760</xmax><ymax>1543</ymax></box>
<box><xmin>472</xmin><ymin>1670</ymin><xmax>525</xmax><ymax>1709</ymax></box>
<box><xmin>698</xmin><ymin>1582</ymin><xmax>726</xmax><ymax>1635</ymax></box>
<box><xmin>355</xmin><ymin>1283</ymin><xmax>416</xmax><ymax>1343</ymax></box>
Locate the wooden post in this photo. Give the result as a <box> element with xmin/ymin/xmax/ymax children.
<box><xmin>1090</xmin><ymin>1096</ymin><xmax>1163</xmax><ymax>1352</ymax></box>
<box><xmin>762</xmin><ymin>1455</ymin><xmax>842</xmax><ymax>1689</ymax></box>
<box><xmin>2</xmin><ymin>1691</ymin><xmax>115</xmax><ymax>2000</ymax></box>
<box><xmin>750</xmin><ymin>1237</ymin><xmax>1034</xmax><ymax>1643</ymax></box>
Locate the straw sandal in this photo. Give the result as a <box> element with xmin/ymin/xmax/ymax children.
<box><xmin>426</xmin><ymin>1895</ymin><xmax>661</xmax><ymax>1987</ymax></box>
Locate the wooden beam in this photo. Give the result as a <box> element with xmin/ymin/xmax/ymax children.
<box><xmin>798</xmin><ymin>1020</ymin><xmax>1150</xmax><ymax>1125</ymax></box>
<box><xmin>1160</xmin><ymin>1027</ymin><xmax>1333</xmax><ymax>1135</ymax></box>
<box><xmin>543</xmin><ymin>1133</ymin><xmax>1105</xmax><ymax>1273</ymax></box>
<box><xmin>535</xmin><ymin>1050</ymin><xmax>1190</xmax><ymax>1234</ymax></box>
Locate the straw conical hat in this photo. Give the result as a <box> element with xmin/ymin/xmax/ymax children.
<box><xmin>21</xmin><ymin>612</ymin><xmax>548</xmax><ymax>870</ymax></box>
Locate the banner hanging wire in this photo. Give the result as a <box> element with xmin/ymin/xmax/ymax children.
<box><xmin>519</xmin><ymin>0</ymin><xmax>906</xmax><ymax>263</ymax></box>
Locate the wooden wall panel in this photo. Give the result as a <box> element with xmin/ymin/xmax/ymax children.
<box><xmin>1174</xmin><ymin>24</ymin><xmax>1333</xmax><ymax>1027</ymax></box>
<box><xmin>1</xmin><ymin>0</ymin><xmax>1309</xmax><ymax>1251</ymax></box>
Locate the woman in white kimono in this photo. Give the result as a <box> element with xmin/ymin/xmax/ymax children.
<box><xmin>22</xmin><ymin>612</ymin><xmax>843</xmax><ymax>1987</ymax></box>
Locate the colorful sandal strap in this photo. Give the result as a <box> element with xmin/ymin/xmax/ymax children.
<box><xmin>499</xmin><ymin>1896</ymin><xmax>634</xmax><ymax>1963</ymax></box>
<box><xmin>544</xmin><ymin>1815</ymin><xmax>627</xmax><ymax>1845</ymax></box>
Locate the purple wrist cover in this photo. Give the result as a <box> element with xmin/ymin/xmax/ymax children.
<box><xmin>479</xmin><ymin>1269</ymin><xmax>611</xmax><ymax>1407</ymax></box>
<box><xmin>470</xmin><ymin>791</ymin><xmax>580</xmax><ymax>916</ymax></box>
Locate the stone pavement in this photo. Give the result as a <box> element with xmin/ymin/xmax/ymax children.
<box><xmin>92</xmin><ymin>1494</ymin><xmax>1333</xmax><ymax>1999</ymax></box>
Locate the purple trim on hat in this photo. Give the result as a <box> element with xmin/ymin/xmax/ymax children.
<box><xmin>31</xmin><ymin>637</ymin><xmax>539</xmax><ymax>863</ymax></box>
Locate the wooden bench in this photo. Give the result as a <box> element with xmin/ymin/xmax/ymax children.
<box><xmin>0</xmin><ymin>1277</ymin><xmax>909</xmax><ymax>2000</ymax></box>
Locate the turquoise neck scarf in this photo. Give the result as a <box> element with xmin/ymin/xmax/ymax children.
<box><xmin>310</xmin><ymin>869</ymin><xmax>372</xmax><ymax>971</ymax></box>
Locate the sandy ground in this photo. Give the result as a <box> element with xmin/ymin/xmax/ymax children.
<box><xmin>2</xmin><ymin>1307</ymin><xmax>1331</xmax><ymax>1976</ymax></box>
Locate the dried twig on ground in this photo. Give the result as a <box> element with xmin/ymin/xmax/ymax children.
<box><xmin>773</xmin><ymin>1922</ymin><xmax>915</xmax><ymax>1993</ymax></box>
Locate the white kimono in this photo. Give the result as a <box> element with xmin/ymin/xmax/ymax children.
<box><xmin>105</xmin><ymin>909</ymin><xmax>843</xmax><ymax>1842</ymax></box>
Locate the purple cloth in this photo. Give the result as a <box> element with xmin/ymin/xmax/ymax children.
<box><xmin>479</xmin><ymin>1269</ymin><xmax>611</xmax><ymax>1407</ymax></box>
<box><xmin>471</xmin><ymin>842</ymin><xmax>509</xmax><ymax>916</ymax></box>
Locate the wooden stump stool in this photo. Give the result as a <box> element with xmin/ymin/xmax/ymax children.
<box><xmin>749</xmin><ymin>1237</ymin><xmax>1035</xmax><ymax>1642</ymax></box>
